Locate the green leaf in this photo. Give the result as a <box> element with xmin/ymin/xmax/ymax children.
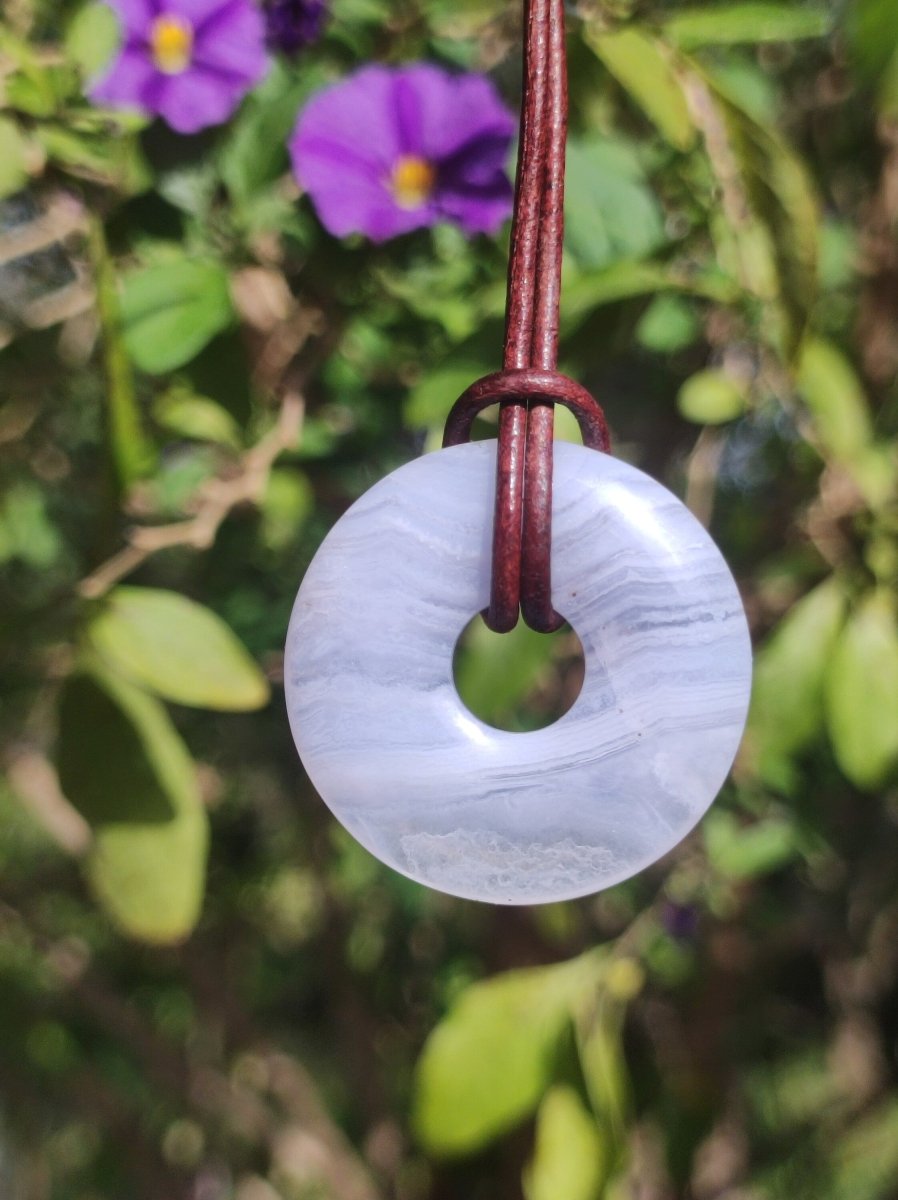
<box><xmin>704</xmin><ymin>810</ymin><xmax>799</xmax><ymax>879</ymax></box>
<box><xmin>797</xmin><ymin>338</ymin><xmax>873</xmax><ymax>462</ymax></box>
<box><xmin>0</xmin><ymin>482</ymin><xmax>61</xmax><ymax>569</ymax></box>
<box><xmin>688</xmin><ymin>91</ymin><xmax>815</xmax><ymax>356</ymax></box>
<box><xmin>564</xmin><ymin>136</ymin><xmax>666</xmax><ymax>271</ymax></box>
<box><xmin>663</xmin><ymin>4</ymin><xmax>831</xmax><ymax>50</ymax></box>
<box><xmin>88</xmin><ymin>587</ymin><xmax>270</xmax><ymax>711</ymax></box>
<box><xmin>88</xmin><ymin>218</ymin><xmax>156</xmax><ymax>488</ymax></box>
<box><xmin>153</xmin><ymin>387</ymin><xmax>243</xmax><ymax>449</ymax></box>
<box><xmin>713</xmin><ymin>88</ymin><xmax>819</xmax><ymax>356</ymax></box>
<box><xmin>120</xmin><ymin>259</ymin><xmax>234</xmax><ymax>374</ymax></box>
<box><xmin>413</xmin><ymin>954</ymin><xmax>600</xmax><ymax>1155</ymax></box>
<box><xmin>584</xmin><ymin>26</ymin><xmax>696</xmax><ymax>151</ymax></box>
<box><xmin>832</xmin><ymin>1102</ymin><xmax>898</xmax><ymax>1200</ymax></box>
<box><xmin>636</xmin><ymin>294</ymin><xmax>700</xmax><ymax>352</ymax></box>
<box><xmin>848</xmin><ymin>0</ymin><xmax>898</xmax><ymax>87</ymax></box>
<box><xmin>573</xmin><ymin>959</ymin><xmax>641</xmax><ymax>1151</ymax></box>
<box><xmin>747</xmin><ymin>577</ymin><xmax>846</xmax><ymax>783</ymax></box>
<box><xmin>825</xmin><ymin>590</ymin><xmax>898</xmax><ymax>789</ymax></box>
<box><xmin>454</xmin><ymin>617</ymin><xmax>581</xmax><ymax>732</ymax></box>
<box><xmin>561</xmin><ymin>260</ymin><xmax>737</xmax><ymax>334</ymax></box>
<box><xmin>677</xmin><ymin>368</ymin><xmax>746</xmax><ymax>423</ymax></box>
<box><xmin>404</xmin><ymin>361</ymin><xmax>493</xmax><ymax>430</ymax></box>
<box><xmin>796</xmin><ymin>337</ymin><xmax>889</xmax><ymax>506</ymax></box>
<box><xmin>5</xmin><ymin>75</ymin><xmax>56</xmax><ymax>117</ymax></box>
<box><xmin>220</xmin><ymin>61</ymin><xmax>326</xmax><ymax>208</ymax></box>
<box><xmin>0</xmin><ymin>117</ymin><xmax>28</xmax><ymax>200</ymax></box>
<box><xmin>37</xmin><ymin>124</ymin><xmax>150</xmax><ymax>192</ymax></box>
<box><xmin>64</xmin><ymin>0</ymin><xmax>120</xmax><ymax>79</ymax></box>
<box><xmin>260</xmin><ymin>468</ymin><xmax>314</xmax><ymax>552</ymax></box>
<box><xmin>56</xmin><ymin>669</ymin><xmax>208</xmax><ymax>943</ymax></box>
<box><xmin>524</xmin><ymin>1086</ymin><xmax>607</xmax><ymax>1200</ymax></box>
<box><xmin>708</xmin><ymin>59</ymin><xmax>779</xmax><ymax>123</ymax></box>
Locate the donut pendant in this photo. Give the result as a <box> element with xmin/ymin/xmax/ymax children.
<box><xmin>284</xmin><ymin>440</ymin><xmax>751</xmax><ymax>904</ymax></box>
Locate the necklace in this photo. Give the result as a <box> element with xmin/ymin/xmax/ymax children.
<box><xmin>284</xmin><ymin>0</ymin><xmax>752</xmax><ymax>903</ymax></box>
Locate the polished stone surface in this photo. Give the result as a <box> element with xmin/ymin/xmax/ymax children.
<box><xmin>285</xmin><ymin>440</ymin><xmax>752</xmax><ymax>904</ymax></box>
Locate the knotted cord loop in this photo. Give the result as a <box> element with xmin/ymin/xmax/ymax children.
<box><xmin>443</xmin><ymin>370</ymin><xmax>610</xmax><ymax>450</ymax></box>
<box><xmin>441</xmin><ymin>0</ymin><xmax>610</xmax><ymax>633</ymax></box>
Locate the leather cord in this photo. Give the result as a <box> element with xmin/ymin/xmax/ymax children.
<box><xmin>442</xmin><ymin>0</ymin><xmax>610</xmax><ymax>632</ymax></box>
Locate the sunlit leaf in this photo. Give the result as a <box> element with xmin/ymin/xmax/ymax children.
<box><xmin>797</xmin><ymin>338</ymin><xmax>873</xmax><ymax>462</ymax></box>
<box><xmin>260</xmin><ymin>468</ymin><xmax>314</xmax><ymax>551</ymax></box>
<box><xmin>796</xmin><ymin>337</ymin><xmax>890</xmax><ymax>507</ymax></box>
<box><xmin>746</xmin><ymin>577</ymin><xmax>847</xmax><ymax>784</ymax></box>
<box><xmin>0</xmin><ymin>482</ymin><xmax>61</xmax><ymax>569</ymax></box>
<box><xmin>715</xmin><ymin>91</ymin><xmax>819</xmax><ymax>356</ymax></box>
<box><xmin>89</xmin><ymin>587</ymin><xmax>270</xmax><ymax>711</ymax></box>
<box><xmin>564</xmin><ymin>136</ymin><xmax>665</xmax><ymax>271</ymax></box>
<box><xmin>832</xmin><ymin>1102</ymin><xmax>898</xmax><ymax>1200</ymax></box>
<box><xmin>413</xmin><ymin>953</ymin><xmax>602</xmax><ymax>1155</ymax></box>
<box><xmin>404</xmin><ymin>361</ymin><xmax>493</xmax><ymax>430</ymax></box>
<box><xmin>0</xmin><ymin>118</ymin><xmax>29</xmax><ymax>200</ymax></box>
<box><xmin>37</xmin><ymin>125</ymin><xmax>150</xmax><ymax>193</ymax></box>
<box><xmin>56</xmin><ymin>669</ymin><xmax>208</xmax><ymax>943</ymax></box>
<box><xmin>153</xmin><ymin>387</ymin><xmax>243</xmax><ymax>449</ymax></box>
<box><xmin>561</xmin><ymin>261</ymin><xmax>737</xmax><ymax>333</ymax></box>
<box><xmin>825</xmin><ymin>590</ymin><xmax>898</xmax><ymax>789</ymax></box>
<box><xmin>524</xmin><ymin>1086</ymin><xmax>607</xmax><ymax>1200</ymax></box>
<box><xmin>120</xmin><ymin>259</ymin><xmax>234</xmax><ymax>374</ymax></box>
<box><xmin>704</xmin><ymin>810</ymin><xmax>799</xmax><ymax>879</ymax></box>
<box><xmin>88</xmin><ymin>218</ymin><xmax>156</xmax><ymax>487</ymax></box>
<box><xmin>574</xmin><ymin>960</ymin><xmax>641</xmax><ymax>1152</ymax></box>
<box><xmin>677</xmin><ymin>368</ymin><xmax>746</xmax><ymax>423</ymax></box>
<box><xmin>681</xmin><ymin>62</ymin><xmax>818</xmax><ymax>356</ymax></box>
<box><xmin>663</xmin><ymin>4</ymin><xmax>831</xmax><ymax>50</ymax></box>
<box><xmin>65</xmin><ymin>0</ymin><xmax>120</xmax><ymax>80</ymax></box>
<box><xmin>636</xmin><ymin>294</ymin><xmax>700</xmax><ymax>352</ymax></box>
<box><xmin>584</xmin><ymin>26</ymin><xmax>696</xmax><ymax>151</ymax></box>
<box><xmin>848</xmin><ymin>0</ymin><xmax>898</xmax><ymax>114</ymax></box>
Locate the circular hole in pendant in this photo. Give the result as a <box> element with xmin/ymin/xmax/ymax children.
<box><xmin>452</xmin><ymin>614</ymin><xmax>585</xmax><ymax>732</ymax></box>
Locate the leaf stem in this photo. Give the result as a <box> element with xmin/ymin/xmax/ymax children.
<box><xmin>86</xmin><ymin>216</ymin><xmax>155</xmax><ymax>489</ymax></box>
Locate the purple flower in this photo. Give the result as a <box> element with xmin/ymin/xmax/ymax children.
<box><xmin>90</xmin><ymin>0</ymin><xmax>268</xmax><ymax>135</ymax></box>
<box><xmin>662</xmin><ymin>900</ymin><xmax>700</xmax><ymax>941</ymax></box>
<box><xmin>264</xmin><ymin>0</ymin><xmax>327</xmax><ymax>56</ymax></box>
<box><xmin>290</xmin><ymin>64</ymin><xmax>515</xmax><ymax>242</ymax></box>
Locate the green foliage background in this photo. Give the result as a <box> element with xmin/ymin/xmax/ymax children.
<box><xmin>3</xmin><ymin>0</ymin><xmax>898</xmax><ymax>1196</ymax></box>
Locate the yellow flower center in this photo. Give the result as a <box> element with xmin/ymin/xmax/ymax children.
<box><xmin>150</xmin><ymin>14</ymin><xmax>194</xmax><ymax>74</ymax></box>
<box><xmin>391</xmin><ymin>155</ymin><xmax>437</xmax><ymax>209</ymax></box>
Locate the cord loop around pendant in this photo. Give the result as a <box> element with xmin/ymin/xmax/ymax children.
<box><xmin>442</xmin><ymin>368</ymin><xmax>610</xmax><ymax>634</ymax></box>
<box><xmin>442</xmin><ymin>369</ymin><xmax>610</xmax><ymax>452</ymax></box>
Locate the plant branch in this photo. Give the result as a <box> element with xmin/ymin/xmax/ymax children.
<box><xmin>77</xmin><ymin>389</ymin><xmax>305</xmax><ymax>599</ymax></box>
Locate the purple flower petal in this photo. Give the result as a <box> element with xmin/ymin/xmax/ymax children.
<box><xmin>392</xmin><ymin>65</ymin><xmax>516</xmax><ymax>163</ymax></box>
<box><xmin>440</xmin><ymin>130</ymin><xmax>514</xmax><ymax>187</ymax></box>
<box><xmin>292</xmin><ymin>135</ymin><xmax>430</xmax><ymax>241</ymax></box>
<box><xmin>152</xmin><ymin>64</ymin><xmax>250</xmax><ymax>132</ymax></box>
<box><xmin>194</xmin><ymin>0</ymin><xmax>268</xmax><ymax>81</ymax></box>
<box><xmin>164</xmin><ymin>0</ymin><xmax>238</xmax><ymax>29</ymax></box>
<box><xmin>437</xmin><ymin>176</ymin><xmax>514</xmax><ymax>236</ymax></box>
<box><xmin>89</xmin><ymin>43</ymin><xmax>159</xmax><ymax>110</ymax></box>
<box><xmin>292</xmin><ymin>65</ymin><xmax>403</xmax><ymax>177</ymax></box>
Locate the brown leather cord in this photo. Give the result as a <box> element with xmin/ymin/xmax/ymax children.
<box><xmin>441</xmin><ymin>0</ymin><xmax>610</xmax><ymax>633</ymax></box>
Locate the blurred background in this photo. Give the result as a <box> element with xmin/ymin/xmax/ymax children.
<box><xmin>3</xmin><ymin>0</ymin><xmax>898</xmax><ymax>1196</ymax></box>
